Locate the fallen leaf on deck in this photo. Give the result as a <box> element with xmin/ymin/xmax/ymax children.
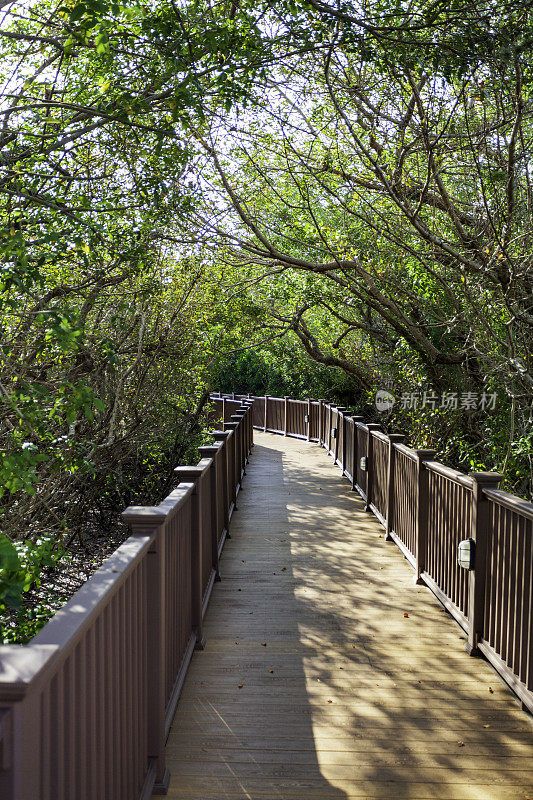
<box><xmin>403</xmin><ymin>612</ymin><xmax>409</xmax><ymax>618</ymax></box>
<box><xmin>457</xmin><ymin>741</ymin><xmax>465</xmax><ymax>747</ymax></box>
<box><xmin>268</xmin><ymin>669</ymin><xmax>274</xmax><ymax>673</ymax></box>
<box><xmin>488</xmin><ymin>687</ymin><xmax>494</xmax><ymax>693</ymax></box>
<box><xmin>238</xmin><ymin>684</ymin><xmax>244</xmax><ymax>688</ymax></box>
<box><xmin>261</xmin><ymin>642</ymin><xmax>267</xmax><ymax>646</ymax></box>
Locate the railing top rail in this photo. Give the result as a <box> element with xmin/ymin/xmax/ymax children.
<box><xmin>425</xmin><ymin>460</ymin><xmax>474</xmax><ymax>489</ymax></box>
<box><xmin>483</xmin><ymin>488</ymin><xmax>533</xmax><ymax>520</ymax></box>
<box><xmin>393</xmin><ymin>442</ymin><xmax>419</xmax><ymax>460</ymax></box>
<box><xmin>0</xmin><ymin>533</ymin><xmax>153</xmax><ymax>695</ymax></box>
<box><xmin>213</xmin><ymin>395</ymin><xmax>243</xmax><ymax>401</ymax></box>
<box><xmin>174</xmin><ymin>456</ymin><xmax>213</xmax><ymax>483</ymax></box>
<box><xmin>123</xmin><ymin>481</ymin><xmax>195</xmax><ymax>526</ymax></box>
<box><xmin>212</xmin><ymin>394</ymin><xmax>531</xmax><ymax>508</ymax></box>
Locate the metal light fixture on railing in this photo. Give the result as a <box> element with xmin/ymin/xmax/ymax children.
<box><xmin>457</xmin><ymin>538</ymin><xmax>475</xmax><ymax>570</ymax></box>
<box><xmin>360</xmin><ymin>456</ymin><xmax>368</xmax><ymax>471</ymax></box>
<box><xmin>304</xmin><ymin>414</ymin><xmax>310</xmax><ymax>423</ymax></box>
<box><xmin>331</xmin><ymin>427</ymin><xmax>337</xmax><ymax>438</ymax></box>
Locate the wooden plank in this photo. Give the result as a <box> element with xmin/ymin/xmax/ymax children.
<box><xmin>166</xmin><ymin>776</ymin><xmax>530</xmax><ymax>800</ymax></box>
<box><xmin>165</xmin><ymin>432</ymin><xmax>533</xmax><ymax>800</ymax></box>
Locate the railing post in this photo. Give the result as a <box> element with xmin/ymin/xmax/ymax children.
<box><xmin>122</xmin><ymin>508</ymin><xmax>169</xmax><ymax>793</ymax></box>
<box><xmin>232</xmin><ymin>410</ymin><xmax>246</xmax><ymax>469</ymax></box>
<box><xmin>199</xmin><ymin>446</ymin><xmax>222</xmax><ymax>581</ymax></box>
<box><xmin>364</xmin><ymin>423</ymin><xmax>381</xmax><ymax>511</ymax></box>
<box><xmin>334</xmin><ymin>407</ymin><xmax>346</xmax><ymax>466</ymax></box>
<box><xmin>0</xmin><ymin>690</ymin><xmax>41</xmax><ymax>800</ymax></box>
<box><xmin>385</xmin><ymin>434</ymin><xmax>405</xmax><ymax>540</ymax></box>
<box><xmin>306</xmin><ymin>398</ymin><xmax>311</xmax><ymax>442</ymax></box>
<box><xmin>264</xmin><ymin>395</ymin><xmax>268</xmax><ymax>432</ymax></box>
<box><xmin>244</xmin><ymin>402</ymin><xmax>252</xmax><ymax>452</ymax></box>
<box><xmin>350</xmin><ymin>417</ymin><xmax>364</xmax><ymax>491</ymax></box>
<box><xmin>341</xmin><ymin>411</ymin><xmax>347</xmax><ymax>472</ymax></box>
<box><xmin>174</xmin><ymin>468</ymin><xmax>207</xmax><ymax>649</ymax></box>
<box><xmin>246</xmin><ymin>402</ymin><xmax>254</xmax><ymax>452</ymax></box>
<box><xmin>223</xmin><ymin>422</ymin><xmax>239</xmax><ymax>507</ymax></box>
<box><xmin>466</xmin><ymin>471</ymin><xmax>503</xmax><ymax>655</ymax></box>
<box><xmin>413</xmin><ymin>449</ymin><xmax>437</xmax><ymax>583</ymax></box>
<box><xmin>230</xmin><ymin>414</ymin><xmax>246</xmax><ymax>477</ymax></box>
<box><xmin>221</xmin><ymin>396</ymin><xmax>226</xmax><ymax>424</ymax></box>
<box><xmin>284</xmin><ymin>396</ymin><xmax>288</xmax><ymax>437</ymax></box>
<box><xmin>237</xmin><ymin>404</ymin><xmax>250</xmax><ymax>463</ymax></box>
<box><xmin>212</xmin><ymin>430</ymin><xmax>231</xmax><ymax>535</ymax></box>
<box><xmin>318</xmin><ymin>399</ymin><xmax>324</xmax><ymax>446</ymax></box>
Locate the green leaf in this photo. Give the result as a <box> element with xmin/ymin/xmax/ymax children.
<box><xmin>0</xmin><ymin>535</ymin><xmax>20</xmax><ymax>572</ymax></box>
<box><xmin>69</xmin><ymin>3</ymin><xmax>87</xmax><ymax>22</ymax></box>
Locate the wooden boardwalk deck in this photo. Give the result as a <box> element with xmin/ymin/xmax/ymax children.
<box><xmin>166</xmin><ymin>432</ymin><xmax>533</xmax><ymax>800</ymax></box>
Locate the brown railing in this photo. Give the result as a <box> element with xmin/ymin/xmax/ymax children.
<box><xmin>0</xmin><ymin>403</ymin><xmax>254</xmax><ymax>800</ymax></box>
<box><xmin>213</xmin><ymin>393</ymin><xmax>533</xmax><ymax>714</ymax></box>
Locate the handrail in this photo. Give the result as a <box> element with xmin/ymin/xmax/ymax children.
<box><xmin>0</xmin><ymin>404</ymin><xmax>254</xmax><ymax>800</ymax></box>
<box><xmin>425</xmin><ymin>460</ymin><xmax>474</xmax><ymax>489</ymax></box>
<box><xmin>483</xmin><ymin>487</ymin><xmax>533</xmax><ymax>520</ymax></box>
<box><xmin>211</xmin><ymin>393</ymin><xmax>533</xmax><ymax>717</ymax></box>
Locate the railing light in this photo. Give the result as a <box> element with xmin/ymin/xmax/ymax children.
<box><xmin>457</xmin><ymin>538</ymin><xmax>475</xmax><ymax>570</ymax></box>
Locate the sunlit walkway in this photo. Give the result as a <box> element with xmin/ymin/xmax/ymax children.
<box><xmin>165</xmin><ymin>432</ymin><xmax>533</xmax><ymax>799</ymax></box>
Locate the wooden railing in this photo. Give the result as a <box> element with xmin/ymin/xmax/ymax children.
<box><xmin>214</xmin><ymin>393</ymin><xmax>533</xmax><ymax>714</ymax></box>
<box><xmin>0</xmin><ymin>403</ymin><xmax>254</xmax><ymax>800</ymax></box>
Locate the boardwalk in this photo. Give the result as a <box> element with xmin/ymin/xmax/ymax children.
<box><xmin>166</xmin><ymin>432</ymin><xmax>533</xmax><ymax>800</ymax></box>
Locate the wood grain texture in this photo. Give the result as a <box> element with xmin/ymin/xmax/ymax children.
<box><xmin>166</xmin><ymin>433</ymin><xmax>533</xmax><ymax>800</ymax></box>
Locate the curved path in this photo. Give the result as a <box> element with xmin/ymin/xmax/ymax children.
<box><xmin>166</xmin><ymin>432</ymin><xmax>533</xmax><ymax>799</ymax></box>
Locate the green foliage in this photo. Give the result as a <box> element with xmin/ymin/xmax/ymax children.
<box><xmin>0</xmin><ymin>534</ymin><xmax>62</xmax><ymax>613</ymax></box>
<box><xmin>1</xmin><ymin>0</ymin><xmax>531</xmax><ymax>643</ymax></box>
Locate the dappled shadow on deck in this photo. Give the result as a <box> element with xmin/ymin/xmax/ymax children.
<box><xmin>165</xmin><ymin>433</ymin><xmax>533</xmax><ymax>800</ymax></box>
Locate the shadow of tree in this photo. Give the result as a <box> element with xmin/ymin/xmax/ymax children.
<box><xmin>166</xmin><ymin>434</ymin><xmax>533</xmax><ymax>800</ymax></box>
